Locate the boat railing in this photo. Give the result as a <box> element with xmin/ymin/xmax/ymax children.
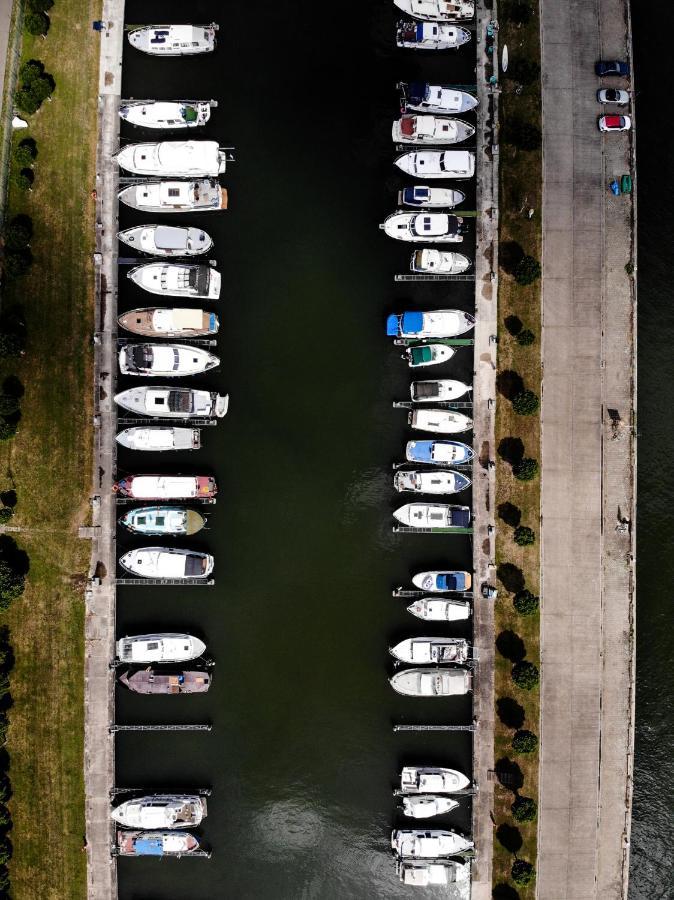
<box><xmin>116</xmin><ymin>416</ymin><xmax>218</xmax><ymax>426</ymax></box>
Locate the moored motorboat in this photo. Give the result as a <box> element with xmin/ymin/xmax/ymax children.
<box><xmin>390</xmin><ymin>636</ymin><xmax>469</xmax><ymax>664</ymax></box>
<box><xmin>412</xmin><ymin>569</ymin><xmax>472</xmax><ymax>591</ymax></box>
<box><xmin>114</xmin><ymin>141</ymin><xmax>228</xmax><ymax>177</ymax></box>
<box><xmin>111</xmin><ymin>794</ymin><xmax>207</xmax><ymax>828</ymax></box>
<box><xmin>118</xmin><ymin>344</ymin><xmax>219</xmax><ymax>377</ymax></box>
<box><xmin>119</xmin><ymin>668</ymin><xmax>211</xmax><ymax>695</ymax></box>
<box><xmin>381</xmin><ymin>212</ymin><xmax>466</xmax><ymax>243</ymax></box>
<box><xmin>410</xmin><ymin>248</ymin><xmax>471</xmax><ymax>273</ymax></box>
<box><xmin>119</xmin><ymin>507</ymin><xmax>206</xmax><ymax>536</ymax></box>
<box><xmin>401</xmin><ymin>795</ymin><xmax>460</xmax><ymax>818</ymax></box>
<box><xmin>394</xmin><ymin>469</ymin><xmax>471</xmax><ymax>494</ymax></box>
<box><xmin>390</xmin><ymin>667</ymin><xmax>472</xmax><ymax>696</ymax></box>
<box><xmin>127</xmin><ymin>23</ymin><xmax>218</xmax><ymax>56</ymax></box>
<box><xmin>396</xmin><ymin>20</ymin><xmax>471</xmax><ymax>50</ymax></box>
<box><xmin>116</xmin><ymin>427</ymin><xmax>201</xmax><ymax>452</ymax></box>
<box><xmin>399</xmin><ymin>82</ymin><xmax>478</xmax><ymax>115</ymax></box>
<box><xmin>118</xmin><ymin>307</ymin><xmax>219</xmax><ymax>338</ymax></box>
<box><xmin>395</xmin><ymin>150</ymin><xmax>475</xmax><ymax>179</ymax></box>
<box><xmin>401</xmin><ymin>765</ymin><xmax>471</xmax><ymax>793</ymax></box>
<box><xmin>116</xmin><ymin>829</ymin><xmax>202</xmax><ymax>857</ymax></box>
<box><xmin>114</xmin><ymin>387</ymin><xmax>228</xmax><ymax>419</ymax></box>
<box><xmin>113</xmin><ymin>475</ymin><xmax>217</xmax><ymax>500</ymax></box>
<box><xmin>410</xmin><ymin>378</ymin><xmax>471</xmax><ymax>401</ymax></box>
<box><xmin>396</xmin><ymin>859</ymin><xmax>471</xmax><ymax>886</ymax></box>
<box><xmin>404</xmin><ymin>344</ymin><xmax>456</xmax><ymax>368</ymax></box>
<box><xmin>119</xmin><ymin>547</ymin><xmax>214</xmax><ymax>579</ymax></box>
<box><xmin>409</xmin><ymin>408</ymin><xmax>473</xmax><ymax>434</ymax></box>
<box><xmin>120</xmin><ymin>100</ymin><xmax>212</xmax><ymax>130</ymax></box>
<box><xmin>119</xmin><ymin>179</ymin><xmax>227</xmax><ymax>213</ymax></box>
<box><xmin>116</xmin><ymin>633</ymin><xmax>207</xmax><ymax>663</ymax></box>
<box><xmin>393</xmin><ymin>503</ymin><xmax>471</xmax><ymax>528</ymax></box>
<box><xmin>407</xmin><ymin>596</ymin><xmax>472</xmax><ymax>621</ymax></box>
<box><xmin>118</xmin><ymin>225</ymin><xmax>213</xmax><ymax>257</ymax></box>
<box><xmin>393</xmin><ymin>0</ymin><xmax>475</xmax><ymax>21</ymax></box>
<box><xmin>128</xmin><ymin>263</ymin><xmax>221</xmax><ymax>300</ymax></box>
<box><xmin>392</xmin><ymin>828</ymin><xmax>473</xmax><ymax>858</ymax></box>
<box><xmin>387</xmin><ymin>310</ymin><xmax>475</xmax><ymax>338</ymax></box>
<box><xmin>392</xmin><ymin>115</ymin><xmax>474</xmax><ymax>145</ymax></box>
<box><xmin>398</xmin><ymin>186</ymin><xmax>465</xmax><ymax>208</ymax></box>
<box><xmin>405</xmin><ymin>439</ymin><xmax>474</xmax><ymax>465</ymax></box>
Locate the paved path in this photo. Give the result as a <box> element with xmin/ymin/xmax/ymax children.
<box><xmin>0</xmin><ymin>0</ymin><xmax>13</xmax><ymax>96</ymax></box>
<box><xmin>538</xmin><ymin>0</ymin><xmax>636</xmax><ymax>897</ymax></box>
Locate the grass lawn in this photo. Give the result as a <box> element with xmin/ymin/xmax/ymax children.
<box><xmin>0</xmin><ymin>1</ymin><xmax>100</xmax><ymax>896</ymax></box>
<box><xmin>492</xmin><ymin>3</ymin><xmax>543</xmax><ymax>897</ymax></box>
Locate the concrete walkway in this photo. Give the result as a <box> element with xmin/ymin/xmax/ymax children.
<box><xmin>0</xmin><ymin>0</ymin><xmax>13</xmax><ymax>96</ymax></box>
<box><xmin>538</xmin><ymin>0</ymin><xmax>636</xmax><ymax>897</ymax></box>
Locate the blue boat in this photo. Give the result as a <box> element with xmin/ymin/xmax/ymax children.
<box><xmin>116</xmin><ymin>829</ymin><xmax>201</xmax><ymax>857</ymax></box>
<box><xmin>406</xmin><ymin>440</ymin><xmax>474</xmax><ymax>466</ymax></box>
<box><xmin>412</xmin><ymin>570</ymin><xmax>472</xmax><ymax>592</ymax></box>
<box><xmin>387</xmin><ymin>309</ymin><xmax>475</xmax><ymax>339</ymax></box>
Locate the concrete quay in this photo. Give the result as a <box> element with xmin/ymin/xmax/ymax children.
<box><xmin>538</xmin><ymin>0</ymin><xmax>636</xmax><ymax>897</ymax></box>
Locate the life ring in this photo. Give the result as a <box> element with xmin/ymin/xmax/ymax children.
<box><xmin>112</xmin><ymin>483</ymin><xmax>119</xmax><ymax>492</ymax></box>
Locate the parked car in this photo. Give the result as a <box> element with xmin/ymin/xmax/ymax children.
<box><xmin>595</xmin><ymin>60</ymin><xmax>630</xmax><ymax>77</ymax></box>
<box><xmin>598</xmin><ymin>115</ymin><xmax>631</xmax><ymax>132</ymax></box>
<box><xmin>597</xmin><ymin>88</ymin><xmax>629</xmax><ymax>104</ymax></box>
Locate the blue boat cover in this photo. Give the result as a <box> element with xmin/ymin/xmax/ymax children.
<box><xmin>408</xmin><ymin>82</ymin><xmax>427</xmax><ymax>104</ymax></box>
<box><xmin>401</xmin><ymin>311</ymin><xmax>424</xmax><ymax>334</ymax></box>
<box><xmin>452</xmin><ymin>509</ymin><xmax>471</xmax><ymax>527</ymax></box>
<box><xmin>135</xmin><ymin>839</ymin><xmax>164</xmax><ymax>856</ymax></box>
<box><xmin>437</xmin><ymin>573</ymin><xmax>461</xmax><ymax>591</ymax></box>
<box><xmin>403</xmin><ymin>187</ymin><xmax>429</xmax><ymax>205</ymax></box>
<box><xmin>209</xmin><ymin>313</ymin><xmax>217</xmax><ymax>331</ymax></box>
<box><xmin>386</xmin><ymin>314</ymin><xmax>401</xmax><ymax>336</ymax></box>
<box><xmin>416</xmin><ymin>24</ymin><xmax>425</xmax><ymax>41</ymax></box>
<box><xmin>409</xmin><ymin>441</ymin><xmax>433</xmax><ymax>461</ymax></box>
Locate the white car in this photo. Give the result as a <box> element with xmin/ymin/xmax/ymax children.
<box><xmin>597</xmin><ymin>88</ymin><xmax>629</xmax><ymax>105</ymax></box>
<box><xmin>598</xmin><ymin>114</ymin><xmax>631</xmax><ymax>132</ymax></box>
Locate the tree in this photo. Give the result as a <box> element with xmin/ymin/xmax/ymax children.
<box><xmin>515</xmin><ymin>254</ymin><xmax>541</xmax><ymax>285</ymax></box>
<box><xmin>0</xmin><ymin>558</ymin><xmax>25</xmax><ymax>607</ymax></box>
<box><xmin>12</xmin><ymin>144</ymin><xmax>35</xmax><ymax>169</ymax></box>
<box><xmin>0</xmin><ymin>775</ymin><xmax>11</xmax><ymax>803</ymax></box>
<box><xmin>0</xmin><ymin>422</ymin><xmax>17</xmax><ymax>442</ymax></box>
<box><xmin>512</xmin><ymin>389</ymin><xmax>539</xmax><ymax>416</ymax></box>
<box><xmin>0</xmin><ymin>804</ymin><xmax>11</xmax><ymax>829</ymax></box>
<box><xmin>516</xmin><ymin>329</ymin><xmax>535</xmax><ymax>346</ymax></box>
<box><xmin>506</xmin><ymin>58</ymin><xmax>540</xmax><ymax>85</ymax></box>
<box><xmin>10</xmin><ymin>168</ymin><xmax>33</xmax><ymax>191</ymax></box>
<box><xmin>513</xmin><ymin>457</ymin><xmax>538</xmax><ymax>481</ymax></box>
<box><xmin>0</xmin><ymin>835</ymin><xmax>12</xmax><ymax>866</ymax></box>
<box><xmin>3</xmin><ymin>248</ymin><xmax>32</xmax><ymax>279</ymax></box>
<box><xmin>512</xmin><ymin>661</ymin><xmax>540</xmax><ymax>691</ymax></box>
<box><xmin>503</xmin><ymin>117</ymin><xmax>541</xmax><ymax>151</ymax></box>
<box><xmin>0</xmin><ymin>865</ymin><xmax>8</xmax><ymax>892</ymax></box>
<box><xmin>28</xmin><ymin>0</ymin><xmax>54</xmax><ymax>11</ymax></box>
<box><xmin>25</xmin><ymin>10</ymin><xmax>49</xmax><ymax>35</ymax></box>
<box><xmin>512</xmin><ymin>730</ymin><xmax>539</xmax><ymax>754</ymax></box>
<box><xmin>514</xmin><ymin>525</ymin><xmax>536</xmax><ymax>546</ymax></box>
<box><xmin>0</xmin><ymin>509</ymin><xmax>12</xmax><ymax>526</ymax></box>
<box><xmin>513</xmin><ymin>589</ymin><xmax>539</xmax><ymax>616</ymax></box>
<box><xmin>0</xmin><ymin>674</ymin><xmax>9</xmax><ymax>698</ymax></box>
<box><xmin>4</xmin><ymin>219</ymin><xmax>32</xmax><ymax>251</ymax></box>
<box><xmin>512</xmin><ymin>858</ymin><xmax>535</xmax><ymax>886</ymax></box>
<box><xmin>15</xmin><ymin>60</ymin><xmax>55</xmax><ymax>115</ymax></box>
<box><xmin>0</xmin><ymin>396</ymin><xmax>19</xmax><ymax>418</ymax></box>
<box><xmin>512</xmin><ymin>795</ymin><xmax>538</xmax><ymax>822</ymax></box>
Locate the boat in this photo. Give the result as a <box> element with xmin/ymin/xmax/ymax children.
<box><xmin>119</xmin><ymin>179</ymin><xmax>227</xmax><ymax>213</ymax></box>
<box><xmin>398</xmin><ymin>186</ymin><xmax>465</xmax><ymax>208</ymax></box>
<box><xmin>407</xmin><ymin>597</ymin><xmax>472</xmax><ymax>621</ymax></box>
<box><xmin>114</xmin><ymin>141</ymin><xmax>228</xmax><ymax>177</ymax></box>
<box><xmin>119</xmin><ymin>100</ymin><xmax>212</xmax><ymax>130</ymax></box>
<box><xmin>114</xmin><ymin>387</ymin><xmax>229</xmax><ymax>419</ymax></box>
<box><xmin>409</xmin><ymin>409</ymin><xmax>473</xmax><ymax>434</ymax></box>
<box><xmin>393</xmin><ymin>0</ymin><xmax>475</xmax><ymax>21</ymax></box>
<box><xmin>128</xmin><ymin>263</ymin><xmax>221</xmax><ymax>300</ymax></box>
<box><xmin>116</xmin><ymin>427</ymin><xmax>201</xmax><ymax>452</ymax></box>
<box><xmin>111</xmin><ymin>795</ymin><xmax>207</xmax><ymax>829</ymax></box>
<box><xmin>113</xmin><ymin>475</ymin><xmax>217</xmax><ymax>500</ymax></box>
<box><xmin>116</xmin><ymin>829</ymin><xmax>202</xmax><ymax>857</ymax></box>
<box><xmin>116</xmin><ymin>634</ymin><xmax>207</xmax><ymax>663</ymax></box>
<box><xmin>396</xmin><ymin>860</ymin><xmax>471</xmax><ymax>886</ymax></box>
<box><xmin>118</xmin><ymin>225</ymin><xmax>213</xmax><ymax>257</ymax></box>
<box><xmin>393</xmin><ymin>503</ymin><xmax>471</xmax><ymax>528</ymax></box>
<box><xmin>405</xmin><ymin>439</ymin><xmax>475</xmax><ymax>465</ymax></box>
<box><xmin>119</xmin><ymin>547</ymin><xmax>214</xmax><ymax>579</ymax></box>
<box><xmin>390</xmin><ymin>636</ymin><xmax>469</xmax><ymax>664</ymax></box>
<box><xmin>119</xmin><ymin>668</ymin><xmax>211</xmax><ymax>695</ymax></box>
<box><xmin>410</xmin><ymin>249</ymin><xmax>471</xmax><ymax>273</ymax></box>
<box><xmin>404</xmin><ymin>344</ymin><xmax>456</xmax><ymax>368</ymax></box>
<box><xmin>387</xmin><ymin>310</ymin><xmax>475</xmax><ymax>338</ymax></box>
<box><xmin>390</xmin><ymin>667</ymin><xmax>472</xmax><ymax>696</ymax></box>
<box><xmin>396</xmin><ymin>20</ymin><xmax>471</xmax><ymax>50</ymax></box>
<box><xmin>118</xmin><ymin>507</ymin><xmax>206</xmax><ymax>536</ymax></box>
<box><xmin>410</xmin><ymin>379</ymin><xmax>471</xmax><ymax>401</ymax></box>
<box><xmin>401</xmin><ymin>795</ymin><xmax>460</xmax><ymax>818</ymax></box>
<box><xmin>118</xmin><ymin>307</ymin><xmax>219</xmax><ymax>338</ymax></box>
<box><xmin>411</xmin><ymin>570</ymin><xmax>472</xmax><ymax>591</ymax></box>
<box><xmin>400</xmin><ymin>765</ymin><xmax>471</xmax><ymax>793</ymax></box>
<box><xmin>118</xmin><ymin>344</ymin><xmax>220</xmax><ymax>377</ymax></box>
<box><xmin>502</xmin><ymin>44</ymin><xmax>509</xmax><ymax>73</ymax></box>
<box><xmin>127</xmin><ymin>23</ymin><xmax>218</xmax><ymax>56</ymax></box>
<box><xmin>381</xmin><ymin>212</ymin><xmax>466</xmax><ymax>243</ymax></box>
<box><xmin>399</xmin><ymin>82</ymin><xmax>478</xmax><ymax>115</ymax></box>
<box><xmin>392</xmin><ymin>115</ymin><xmax>474</xmax><ymax>145</ymax></box>
<box><xmin>395</xmin><ymin>150</ymin><xmax>475</xmax><ymax>179</ymax></box>
<box><xmin>394</xmin><ymin>469</ymin><xmax>471</xmax><ymax>494</ymax></box>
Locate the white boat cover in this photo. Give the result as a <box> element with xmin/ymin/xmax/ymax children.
<box><xmin>127</xmin><ymin>476</ymin><xmax>202</xmax><ymax>499</ymax></box>
<box><xmin>154</xmin><ymin>308</ymin><xmax>203</xmax><ymax>331</ymax></box>
<box><xmin>155</xmin><ymin>226</ymin><xmax>187</xmax><ymax>250</ymax></box>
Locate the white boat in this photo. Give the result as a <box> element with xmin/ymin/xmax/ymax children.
<box><xmin>404</xmin><ymin>344</ymin><xmax>456</xmax><ymax>368</ymax></box>
<box><xmin>390</xmin><ymin>637</ymin><xmax>469</xmax><ymax>664</ymax></box>
<box><xmin>119</xmin><ymin>507</ymin><xmax>206</xmax><ymax>536</ymax></box>
<box><xmin>396</xmin><ymin>21</ymin><xmax>471</xmax><ymax>50</ymax></box>
<box><xmin>411</xmin><ymin>570</ymin><xmax>472</xmax><ymax>591</ymax></box>
<box><xmin>394</xmin><ymin>0</ymin><xmax>475</xmax><ymax>21</ymax></box>
<box><xmin>410</xmin><ymin>248</ymin><xmax>471</xmax><ymax>273</ymax></box>
<box><xmin>119</xmin><ymin>547</ymin><xmax>214</xmax><ymax>579</ymax></box>
<box><xmin>116</xmin><ymin>633</ymin><xmax>207</xmax><ymax>663</ymax></box>
<box><xmin>113</xmin><ymin>475</ymin><xmax>217</xmax><ymax>500</ymax></box>
<box><xmin>409</xmin><ymin>408</ymin><xmax>473</xmax><ymax>434</ymax></box>
<box><xmin>111</xmin><ymin>795</ymin><xmax>207</xmax><ymax>829</ymax></box>
<box><xmin>387</xmin><ymin>309</ymin><xmax>475</xmax><ymax>338</ymax></box>
<box><xmin>116</xmin><ymin>829</ymin><xmax>201</xmax><ymax>857</ymax></box>
<box><xmin>402</xmin><ymin>795</ymin><xmax>460</xmax><ymax>818</ymax></box>
<box><xmin>410</xmin><ymin>378</ymin><xmax>471</xmax><ymax>401</ymax></box>
<box><xmin>114</xmin><ymin>141</ymin><xmax>228</xmax><ymax>177</ymax></box>
<box><xmin>396</xmin><ymin>860</ymin><xmax>471</xmax><ymax>886</ymax></box>
<box><xmin>395</xmin><ymin>150</ymin><xmax>475</xmax><ymax>179</ymax></box>
<box><xmin>398</xmin><ymin>185</ymin><xmax>465</xmax><ymax>208</ymax></box>
<box><xmin>381</xmin><ymin>212</ymin><xmax>466</xmax><ymax>243</ymax></box>
<box><xmin>390</xmin><ymin>667</ymin><xmax>472</xmax><ymax>696</ymax></box>
<box><xmin>119</xmin><ymin>179</ymin><xmax>227</xmax><ymax>213</ymax></box>
<box><xmin>392</xmin><ymin>115</ymin><xmax>474</xmax><ymax>145</ymax></box>
<box><xmin>118</xmin><ymin>225</ymin><xmax>213</xmax><ymax>257</ymax></box>
<box><xmin>407</xmin><ymin>597</ymin><xmax>472</xmax><ymax>621</ymax></box>
<box><xmin>118</xmin><ymin>344</ymin><xmax>219</xmax><ymax>377</ymax></box>
<box><xmin>399</xmin><ymin>82</ymin><xmax>478</xmax><ymax>115</ymax></box>
<box><xmin>128</xmin><ymin>264</ymin><xmax>221</xmax><ymax>300</ymax></box>
<box><xmin>405</xmin><ymin>439</ymin><xmax>475</xmax><ymax>465</ymax></box>
<box><xmin>394</xmin><ymin>469</ymin><xmax>471</xmax><ymax>494</ymax></box>
<box><xmin>119</xmin><ymin>100</ymin><xmax>212</xmax><ymax>130</ymax></box>
<box><xmin>118</xmin><ymin>307</ymin><xmax>219</xmax><ymax>339</ymax></box>
<box><xmin>393</xmin><ymin>503</ymin><xmax>471</xmax><ymax>528</ymax></box>
<box><xmin>116</xmin><ymin>427</ymin><xmax>201</xmax><ymax>452</ymax></box>
<box><xmin>401</xmin><ymin>765</ymin><xmax>471</xmax><ymax>793</ymax></box>
<box><xmin>127</xmin><ymin>24</ymin><xmax>218</xmax><ymax>56</ymax></box>
<box><xmin>114</xmin><ymin>387</ymin><xmax>229</xmax><ymax>419</ymax></box>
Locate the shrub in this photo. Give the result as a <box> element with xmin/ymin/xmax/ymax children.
<box><xmin>512</xmin><ymin>389</ymin><xmax>539</xmax><ymax>416</ymax></box>
<box><xmin>512</xmin><ymin>795</ymin><xmax>538</xmax><ymax>822</ymax></box>
<box><xmin>28</xmin><ymin>0</ymin><xmax>54</xmax><ymax>11</ymax></box>
<box><xmin>515</xmin><ymin>254</ymin><xmax>541</xmax><ymax>285</ymax></box>
<box><xmin>512</xmin><ymin>661</ymin><xmax>540</xmax><ymax>691</ymax></box>
<box><xmin>0</xmin><ymin>332</ymin><xmax>24</xmax><ymax>358</ymax></box>
<box><xmin>514</xmin><ymin>525</ymin><xmax>536</xmax><ymax>546</ymax></box>
<box><xmin>15</xmin><ymin>60</ymin><xmax>54</xmax><ymax>114</ymax></box>
<box><xmin>512</xmin><ymin>729</ymin><xmax>539</xmax><ymax>754</ymax></box>
<box><xmin>0</xmin><ymin>674</ymin><xmax>9</xmax><ymax>698</ymax></box>
<box><xmin>0</xmin><ymin>422</ymin><xmax>17</xmax><ymax>442</ymax></box>
<box><xmin>503</xmin><ymin>117</ymin><xmax>541</xmax><ymax>151</ymax></box>
<box><xmin>508</xmin><ymin>1</ymin><xmax>532</xmax><ymax>24</ymax></box>
<box><xmin>506</xmin><ymin>58</ymin><xmax>540</xmax><ymax>84</ymax></box>
<box><xmin>11</xmin><ymin>168</ymin><xmax>33</xmax><ymax>191</ymax></box>
<box><xmin>0</xmin><ymin>804</ymin><xmax>11</xmax><ymax>829</ymax></box>
<box><xmin>25</xmin><ymin>10</ymin><xmax>49</xmax><ymax>35</ymax></box>
<box><xmin>0</xmin><ymin>864</ymin><xmax>8</xmax><ymax>892</ymax></box>
<box><xmin>513</xmin><ymin>457</ymin><xmax>538</xmax><ymax>481</ymax></box>
<box><xmin>4</xmin><ymin>218</ymin><xmax>32</xmax><ymax>251</ymax></box>
<box><xmin>12</xmin><ymin>144</ymin><xmax>35</xmax><ymax>169</ymax></box>
<box><xmin>513</xmin><ymin>589</ymin><xmax>539</xmax><ymax>616</ymax></box>
<box><xmin>0</xmin><ymin>775</ymin><xmax>11</xmax><ymax>803</ymax></box>
<box><xmin>3</xmin><ymin>248</ymin><xmax>32</xmax><ymax>279</ymax></box>
<box><xmin>0</xmin><ymin>835</ymin><xmax>12</xmax><ymax>866</ymax></box>
<box><xmin>0</xmin><ymin>492</ymin><xmax>17</xmax><ymax>510</ymax></box>
<box><xmin>512</xmin><ymin>858</ymin><xmax>535</xmax><ymax>886</ymax></box>
<box><xmin>516</xmin><ymin>329</ymin><xmax>535</xmax><ymax>346</ymax></box>
<box><xmin>0</xmin><ymin>510</ymin><xmax>12</xmax><ymax>526</ymax></box>
<box><xmin>0</xmin><ymin>559</ymin><xmax>25</xmax><ymax>607</ymax></box>
<box><xmin>0</xmin><ymin>396</ymin><xmax>18</xmax><ymax>418</ymax></box>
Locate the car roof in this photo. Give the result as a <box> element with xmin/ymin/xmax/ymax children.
<box><xmin>604</xmin><ymin>115</ymin><xmax>622</xmax><ymax>126</ymax></box>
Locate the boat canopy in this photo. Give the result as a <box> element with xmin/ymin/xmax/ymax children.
<box><xmin>413</xmin><ymin>214</ymin><xmax>456</xmax><ymax>236</ymax></box>
<box><xmin>411</xmin><ymin>441</ymin><xmax>434</xmax><ymax>461</ymax></box>
<box><xmin>155</xmin><ymin>226</ymin><xmax>187</xmax><ymax>250</ymax></box>
<box><xmin>412</xmin><ymin>381</ymin><xmax>440</xmax><ymax>399</ymax></box>
<box><xmin>437</xmin><ymin>573</ymin><xmax>461</xmax><ymax>590</ymax></box>
<box><xmin>410</xmin><ymin>346</ymin><xmax>433</xmax><ymax>365</ymax></box>
<box><xmin>403</xmin><ymin>187</ymin><xmax>430</xmax><ymax>204</ymax></box>
<box><xmin>134</xmin><ymin>839</ymin><xmax>164</xmax><ymax>857</ymax></box>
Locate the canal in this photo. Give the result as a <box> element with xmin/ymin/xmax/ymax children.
<box><xmin>116</xmin><ymin>2</ymin><xmax>478</xmax><ymax>898</ymax></box>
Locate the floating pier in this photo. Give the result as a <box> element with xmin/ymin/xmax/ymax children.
<box><xmin>115</xmin><ymin>577</ymin><xmax>215</xmax><ymax>586</ymax></box>
<box><xmin>393</xmin><ymin>724</ymin><xmax>476</xmax><ymax>732</ymax></box>
<box><xmin>110</xmin><ymin>724</ymin><xmax>212</xmax><ymax>733</ymax></box>
<box><xmin>395</xmin><ymin>273</ymin><xmax>477</xmax><ymax>282</ymax></box>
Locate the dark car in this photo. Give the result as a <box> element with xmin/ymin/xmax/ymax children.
<box><xmin>595</xmin><ymin>60</ymin><xmax>630</xmax><ymax>77</ymax></box>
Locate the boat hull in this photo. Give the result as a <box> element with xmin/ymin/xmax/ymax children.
<box><xmin>409</xmin><ymin>409</ymin><xmax>473</xmax><ymax>434</ymax></box>
<box><xmin>113</xmin><ymin>475</ymin><xmax>217</xmax><ymax>500</ymax></box>
<box><xmin>118</xmin><ymin>344</ymin><xmax>219</xmax><ymax>377</ymax></box>
<box><xmin>392</xmin><ymin>117</ymin><xmax>475</xmax><ymax>145</ymax></box>
<box><xmin>391</xmin><ymin>828</ymin><xmax>474</xmax><ymax>858</ymax></box>
<box><xmin>116</xmin><ymin>427</ymin><xmax>201</xmax><ymax>452</ymax></box>
<box><xmin>117</xmin><ymin>225</ymin><xmax>213</xmax><ymax>257</ymax></box>
<box><xmin>116</xmin><ymin>634</ymin><xmax>207</xmax><ymax>663</ymax></box>
<box><xmin>111</xmin><ymin>795</ymin><xmax>207</xmax><ymax>829</ymax></box>
<box><xmin>119</xmin><ymin>100</ymin><xmax>211</xmax><ymax>129</ymax></box>
<box><xmin>405</xmin><ymin>439</ymin><xmax>475</xmax><ymax>465</ymax></box>
<box><xmin>118</xmin><ymin>308</ymin><xmax>219</xmax><ymax>338</ymax></box>
<box><xmin>119</xmin><ymin>547</ymin><xmax>214</xmax><ymax>579</ymax></box>
<box><xmin>119</xmin><ymin>507</ymin><xmax>206</xmax><ymax>536</ymax></box>
<box><xmin>390</xmin><ymin>637</ymin><xmax>469</xmax><ymax>664</ymax></box>
<box><xmin>396</xmin><ymin>21</ymin><xmax>472</xmax><ymax>50</ymax></box>
<box><xmin>118</xmin><ymin>180</ymin><xmax>227</xmax><ymax>213</ymax></box>
<box><xmin>119</xmin><ymin>668</ymin><xmax>211</xmax><ymax>694</ymax></box>
<box><xmin>401</xmin><ymin>795</ymin><xmax>460</xmax><ymax>818</ymax></box>
<box><xmin>401</xmin><ymin>765</ymin><xmax>471</xmax><ymax>794</ymax></box>
<box><xmin>116</xmin><ymin>829</ymin><xmax>201</xmax><ymax>857</ymax></box>
<box><xmin>395</xmin><ymin>150</ymin><xmax>476</xmax><ymax>179</ymax></box>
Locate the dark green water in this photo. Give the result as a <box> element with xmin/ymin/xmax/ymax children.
<box><xmin>116</xmin><ymin>2</ymin><xmax>477</xmax><ymax>898</ymax></box>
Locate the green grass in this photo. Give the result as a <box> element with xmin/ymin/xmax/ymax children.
<box><xmin>0</xmin><ymin>1</ymin><xmax>100</xmax><ymax>896</ymax></box>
